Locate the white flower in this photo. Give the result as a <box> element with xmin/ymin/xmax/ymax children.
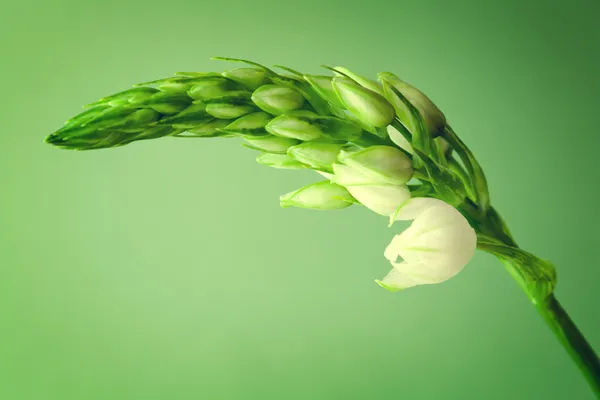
<box><xmin>377</xmin><ymin>198</ymin><xmax>476</xmax><ymax>291</ymax></box>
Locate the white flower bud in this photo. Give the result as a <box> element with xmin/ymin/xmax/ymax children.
<box><xmin>331</xmin><ymin>163</ymin><xmax>411</xmax><ymax>216</ymax></box>
<box><xmin>346</xmin><ymin>185</ymin><xmax>411</xmax><ymax>216</ymax></box>
<box><xmin>338</xmin><ymin>145</ymin><xmax>413</xmax><ymax>186</ymax></box>
<box><xmin>377</xmin><ymin>198</ymin><xmax>476</xmax><ymax>291</ymax></box>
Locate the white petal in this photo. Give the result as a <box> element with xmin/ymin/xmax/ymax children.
<box><xmin>376</xmin><ymin>263</ymin><xmax>431</xmax><ymax>291</ymax></box>
<box><xmin>386</xmin><ymin>125</ymin><xmax>414</xmax><ymax>155</ymax></box>
<box><xmin>390</xmin><ymin>197</ymin><xmax>445</xmax><ymax>222</ymax></box>
<box><xmin>346</xmin><ymin>185</ymin><xmax>411</xmax><ymax>216</ymax></box>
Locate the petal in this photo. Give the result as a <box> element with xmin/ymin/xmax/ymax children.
<box><xmin>390</xmin><ymin>197</ymin><xmax>445</xmax><ymax>222</ymax></box>
<box><xmin>376</xmin><ymin>264</ymin><xmax>431</xmax><ymax>291</ymax></box>
<box><xmin>346</xmin><ymin>184</ymin><xmax>411</xmax><ymax>216</ymax></box>
<box><xmin>386</xmin><ymin>125</ymin><xmax>414</xmax><ymax>155</ymax></box>
<box><xmin>384</xmin><ymin>233</ymin><xmax>404</xmax><ymax>262</ymax></box>
<box><xmin>315</xmin><ymin>170</ymin><xmax>334</xmax><ymax>180</ymax></box>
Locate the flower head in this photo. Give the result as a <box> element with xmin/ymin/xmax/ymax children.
<box><xmin>377</xmin><ymin>198</ymin><xmax>477</xmax><ymax>291</ymax></box>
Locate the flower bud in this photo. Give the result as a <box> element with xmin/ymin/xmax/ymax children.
<box><xmin>158</xmin><ymin>102</ymin><xmax>211</xmax><ymax>129</ymax></box>
<box><xmin>251</xmin><ymin>85</ymin><xmax>305</xmax><ymax>115</ymax></box>
<box><xmin>220</xmin><ymin>112</ymin><xmax>272</xmax><ymax>135</ymax></box>
<box><xmin>303</xmin><ymin>75</ymin><xmax>345</xmax><ymax>109</ymax></box>
<box><xmin>331</xmin><ymin>163</ymin><xmax>411</xmax><ymax>216</ymax></box>
<box><xmin>333</xmin><ymin>67</ymin><xmax>382</xmax><ymax>94</ymax></box>
<box><xmin>265</xmin><ymin>112</ymin><xmax>321</xmax><ymax>141</ymax></box>
<box><xmin>104</xmin><ymin>108</ymin><xmax>161</xmax><ymax>132</ymax></box>
<box><xmin>338</xmin><ymin>146</ymin><xmax>413</xmax><ymax>186</ymax></box>
<box><xmin>205</xmin><ymin>103</ymin><xmax>255</xmax><ymax>119</ymax></box>
<box><xmin>266</xmin><ymin>112</ymin><xmax>363</xmax><ymax>142</ymax></box>
<box><xmin>379</xmin><ymin>72</ymin><xmax>446</xmax><ymax>136</ymax></box>
<box><xmin>348</xmin><ymin>185</ymin><xmax>411</xmax><ymax>217</ymax></box>
<box><xmin>287</xmin><ymin>142</ymin><xmax>344</xmax><ymax>172</ymax></box>
<box><xmin>187</xmin><ymin>119</ymin><xmax>233</xmax><ymax>137</ymax></box>
<box><xmin>128</xmin><ymin>91</ymin><xmax>192</xmax><ymax>114</ymax></box>
<box><xmin>244</xmin><ymin>135</ymin><xmax>300</xmax><ymax>154</ymax></box>
<box><xmin>256</xmin><ymin>153</ymin><xmax>307</xmax><ymax>169</ymax></box>
<box><xmin>86</xmin><ymin>87</ymin><xmax>159</xmax><ymax>109</ymax></box>
<box><xmin>187</xmin><ymin>78</ymin><xmax>244</xmax><ymax>100</ymax></box>
<box><xmin>377</xmin><ymin>198</ymin><xmax>476</xmax><ymax>291</ymax></box>
<box><xmin>332</xmin><ymin>77</ymin><xmax>395</xmax><ymax>128</ymax></box>
<box><xmin>222</xmin><ymin>68</ymin><xmax>270</xmax><ymax>90</ymax></box>
<box><xmin>280</xmin><ymin>181</ymin><xmax>354</xmax><ymax>210</ymax></box>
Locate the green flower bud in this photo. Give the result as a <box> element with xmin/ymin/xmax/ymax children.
<box><xmin>332</xmin><ymin>77</ymin><xmax>395</xmax><ymax>128</ymax></box>
<box><xmin>280</xmin><ymin>181</ymin><xmax>354</xmax><ymax>210</ymax></box>
<box><xmin>188</xmin><ymin>78</ymin><xmax>244</xmax><ymax>100</ymax></box>
<box><xmin>243</xmin><ymin>135</ymin><xmax>300</xmax><ymax>154</ymax></box>
<box><xmin>251</xmin><ymin>85</ymin><xmax>305</xmax><ymax>115</ymax></box>
<box><xmin>84</xmin><ymin>106</ymin><xmax>137</xmax><ymax>130</ymax></box>
<box><xmin>287</xmin><ymin>142</ymin><xmax>344</xmax><ymax>172</ymax></box>
<box><xmin>103</xmin><ymin>108</ymin><xmax>161</xmax><ymax>132</ymax></box>
<box><xmin>303</xmin><ymin>75</ymin><xmax>345</xmax><ymax>109</ymax></box>
<box><xmin>157</xmin><ymin>102</ymin><xmax>211</xmax><ymax>129</ymax></box>
<box><xmin>338</xmin><ymin>145</ymin><xmax>413</xmax><ymax>185</ymax></box>
<box><xmin>128</xmin><ymin>91</ymin><xmax>192</xmax><ymax>114</ymax></box>
<box><xmin>85</xmin><ymin>87</ymin><xmax>159</xmax><ymax>108</ymax></box>
<box><xmin>256</xmin><ymin>153</ymin><xmax>307</xmax><ymax>169</ymax></box>
<box><xmin>129</xmin><ymin>125</ymin><xmax>178</xmax><ymax>142</ymax></box>
<box><xmin>205</xmin><ymin>103</ymin><xmax>255</xmax><ymax>119</ymax></box>
<box><xmin>222</xmin><ymin>68</ymin><xmax>270</xmax><ymax>90</ymax></box>
<box><xmin>379</xmin><ymin>72</ymin><xmax>446</xmax><ymax>136</ymax></box>
<box><xmin>187</xmin><ymin>119</ymin><xmax>233</xmax><ymax>137</ymax></box>
<box><xmin>220</xmin><ymin>111</ymin><xmax>272</xmax><ymax>136</ymax></box>
<box><xmin>265</xmin><ymin>111</ymin><xmax>362</xmax><ymax>142</ymax></box>
<box><xmin>265</xmin><ymin>113</ymin><xmax>321</xmax><ymax>141</ymax></box>
<box><xmin>333</xmin><ymin>67</ymin><xmax>382</xmax><ymax>94</ymax></box>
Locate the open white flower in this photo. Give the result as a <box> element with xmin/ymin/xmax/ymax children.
<box><xmin>377</xmin><ymin>198</ymin><xmax>476</xmax><ymax>291</ymax></box>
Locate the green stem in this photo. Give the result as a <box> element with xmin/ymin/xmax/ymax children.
<box><xmin>537</xmin><ymin>294</ymin><xmax>600</xmax><ymax>396</ymax></box>
<box><xmin>479</xmin><ymin>208</ymin><xmax>600</xmax><ymax>397</ymax></box>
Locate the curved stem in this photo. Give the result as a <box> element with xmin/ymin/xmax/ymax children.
<box><xmin>480</xmin><ymin>209</ymin><xmax>600</xmax><ymax>397</ymax></box>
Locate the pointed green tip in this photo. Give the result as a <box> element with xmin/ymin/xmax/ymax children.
<box><xmin>44</xmin><ymin>133</ymin><xmax>62</xmax><ymax>145</ymax></box>
<box><xmin>375</xmin><ymin>280</ymin><xmax>403</xmax><ymax>292</ymax></box>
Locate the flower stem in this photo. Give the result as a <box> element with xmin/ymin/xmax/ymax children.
<box><xmin>481</xmin><ymin>208</ymin><xmax>600</xmax><ymax>397</ymax></box>
<box><xmin>536</xmin><ymin>294</ymin><xmax>600</xmax><ymax>396</ymax></box>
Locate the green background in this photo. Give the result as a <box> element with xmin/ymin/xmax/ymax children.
<box><xmin>1</xmin><ymin>0</ymin><xmax>599</xmax><ymax>398</ymax></box>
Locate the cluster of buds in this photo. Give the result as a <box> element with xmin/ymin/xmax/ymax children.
<box><xmin>46</xmin><ymin>57</ymin><xmax>489</xmax><ymax>292</ymax></box>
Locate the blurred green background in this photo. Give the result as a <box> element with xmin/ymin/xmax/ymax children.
<box><xmin>1</xmin><ymin>0</ymin><xmax>599</xmax><ymax>398</ymax></box>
